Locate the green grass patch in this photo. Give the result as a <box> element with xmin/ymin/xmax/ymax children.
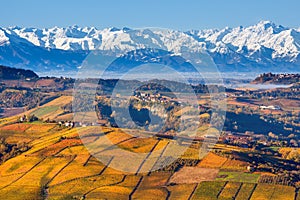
<box><xmin>268</xmin><ymin>146</ymin><xmax>280</xmax><ymax>151</ymax></box>
<box><xmin>216</xmin><ymin>171</ymin><xmax>260</xmax><ymax>183</ymax></box>
<box><xmin>31</xmin><ymin>106</ymin><xmax>59</xmax><ymax>118</ymax></box>
<box><xmin>235</xmin><ymin>183</ymin><xmax>256</xmax><ymax>200</ymax></box>
<box><xmin>23</xmin><ymin>121</ymin><xmax>44</xmax><ymax>125</ymax></box>
<box><xmin>191</xmin><ymin>181</ymin><xmax>226</xmax><ymax>200</ymax></box>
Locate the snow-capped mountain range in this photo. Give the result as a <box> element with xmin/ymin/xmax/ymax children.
<box><xmin>0</xmin><ymin>21</ymin><xmax>300</xmax><ymax>74</ymax></box>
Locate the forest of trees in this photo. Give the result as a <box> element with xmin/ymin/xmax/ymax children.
<box><xmin>0</xmin><ymin>65</ymin><xmax>38</xmax><ymax>80</ymax></box>
<box><xmin>0</xmin><ymin>138</ymin><xmax>30</xmax><ymax>163</ymax></box>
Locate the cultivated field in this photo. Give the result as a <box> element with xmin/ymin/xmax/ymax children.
<box><xmin>0</xmin><ymin>112</ymin><xmax>297</xmax><ymax>199</ymax></box>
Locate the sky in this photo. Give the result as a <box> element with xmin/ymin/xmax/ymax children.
<box><xmin>1</xmin><ymin>0</ymin><xmax>300</xmax><ymax>30</ymax></box>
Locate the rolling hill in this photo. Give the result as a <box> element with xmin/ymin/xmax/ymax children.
<box><xmin>0</xmin><ymin>65</ymin><xmax>38</xmax><ymax>80</ymax></box>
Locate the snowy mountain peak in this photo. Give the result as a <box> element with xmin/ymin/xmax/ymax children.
<box><xmin>0</xmin><ymin>21</ymin><xmax>300</xmax><ymax>73</ymax></box>
<box><xmin>251</xmin><ymin>20</ymin><xmax>288</xmax><ymax>34</ymax></box>
<box><xmin>257</xmin><ymin>20</ymin><xmax>274</xmax><ymax>27</ymax></box>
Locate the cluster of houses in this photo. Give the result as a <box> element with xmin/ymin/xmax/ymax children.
<box><xmin>57</xmin><ymin>120</ymin><xmax>106</xmax><ymax>128</ymax></box>
<box><xmin>19</xmin><ymin>114</ymin><xmax>38</xmax><ymax>123</ymax></box>
<box><xmin>58</xmin><ymin>121</ymin><xmax>75</xmax><ymax>128</ymax></box>
<box><xmin>259</xmin><ymin>105</ymin><xmax>281</xmax><ymax>110</ymax></box>
<box><xmin>19</xmin><ymin>115</ymin><xmax>28</xmax><ymax>122</ymax></box>
<box><xmin>271</xmin><ymin>73</ymin><xmax>300</xmax><ymax>82</ymax></box>
<box><xmin>134</xmin><ymin>92</ymin><xmax>179</xmax><ymax>105</ymax></box>
<box><xmin>220</xmin><ymin>132</ymin><xmax>254</xmax><ymax>148</ymax></box>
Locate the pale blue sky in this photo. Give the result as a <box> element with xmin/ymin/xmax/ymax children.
<box><xmin>1</xmin><ymin>0</ymin><xmax>300</xmax><ymax>30</ymax></box>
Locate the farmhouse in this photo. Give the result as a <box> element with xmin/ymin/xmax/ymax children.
<box><xmin>259</xmin><ymin>105</ymin><xmax>281</xmax><ymax>110</ymax></box>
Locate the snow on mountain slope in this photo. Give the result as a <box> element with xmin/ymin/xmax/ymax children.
<box><xmin>5</xmin><ymin>21</ymin><xmax>300</xmax><ymax>59</ymax></box>
<box><xmin>1</xmin><ymin>21</ymin><xmax>300</xmax><ymax>73</ymax></box>
<box><xmin>6</xmin><ymin>21</ymin><xmax>300</xmax><ymax>58</ymax></box>
<box><xmin>9</xmin><ymin>26</ymin><xmax>102</xmax><ymax>50</ymax></box>
<box><xmin>0</xmin><ymin>28</ymin><xmax>9</xmax><ymax>46</ymax></box>
<box><xmin>188</xmin><ymin>21</ymin><xmax>300</xmax><ymax>61</ymax></box>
